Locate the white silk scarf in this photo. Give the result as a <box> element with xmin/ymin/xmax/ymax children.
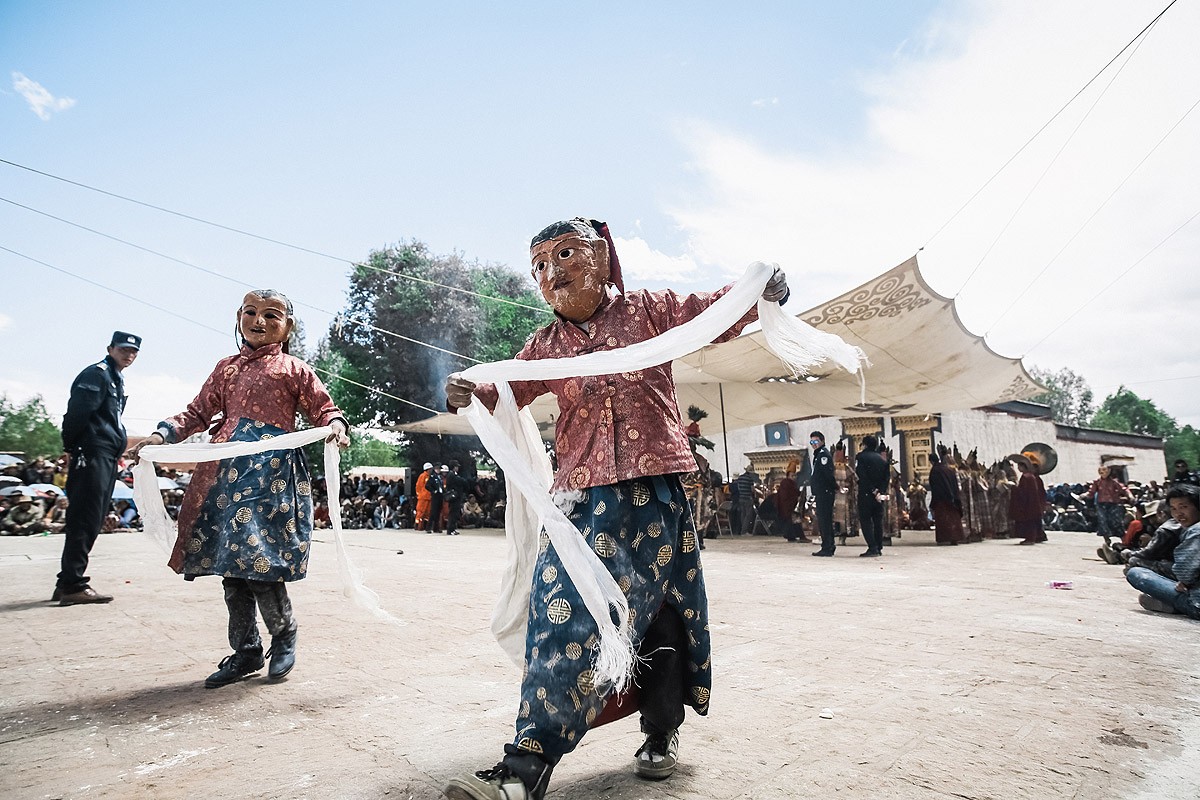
<box><xmin>459</xmin><ymin>261</ymin><xmax>865</xmax><ymax>691</ymax></box>
<box><xmin>133</xmin><ymin>427</ymin><xmax>403</xmax><ymax>627</ymax></box>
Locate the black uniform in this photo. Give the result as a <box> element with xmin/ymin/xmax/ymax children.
<box><xmin>855</xmin><ymin>449</ymin><xmax>890</xmax><ymax>555</ymax></box>
<box><xmin>58</xmin><ymin>354</ymin><xmax>127</xmax><ymax>593</ymax></box>
<box><xmin>810</xmin><ymin>445</ymin><xmax>837</xmax><ymax>554</ymax></box>
<box><xmin>444</xmin><ymin>470</ymin><xmax>472</xmax><ymax>534</ymax></box>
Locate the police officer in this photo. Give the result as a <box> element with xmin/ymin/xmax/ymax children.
<box><xmin>54</xmin><ymin>331</ymin><xmax>141</xmax><ymax>605</ymax></box>
<box><xmin>809</xmin><ymin>431</ymin><xmax>837</xmax><ymax>556</ymax></box>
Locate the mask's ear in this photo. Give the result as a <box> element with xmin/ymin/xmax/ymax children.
<box><xmin>590</xmin><ymin>237</ymin><xmax>612</xmax><ymax>284</ymax></box>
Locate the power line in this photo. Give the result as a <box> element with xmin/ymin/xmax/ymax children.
<box><xmin>953</xmin><ymin>21</ymin><xmax>1154</xmax><ymax>298</ymax></box>
<box><xmin>984</xmin><ymin>95</ymin><xmax>1200</xmax><ymax>335</ymax></box>
<box><xmin>1021</xmin><ymin>207</ymin><xmax>1200</xmax><ymax>356</ymax></box>
<box><xmin>921</xmin><ymin>0</ymin><xmax>1181</xmax><ymax>251</ymax></box>
<box><xmin>1098</xmin><ymin>374</ymin><xmax>1200</xmax><ymax>391</ymax></box>
<box><xmin>0</xmin><ymin>156</ymin><xmax>551</xmax><ymax>314</ymax></box>
<box><xmin>0</xmin><ymin>243</ymin><xmax>439</xmax><ymax>415</ymax></box>
<box><xmin>0</xmin><ymin>193</ymin><xmax>483</xmax><ymax>365</ymax></box>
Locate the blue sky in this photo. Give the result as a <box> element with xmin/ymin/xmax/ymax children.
<box><xmin>3</xmin><ymin>1</ymin><xmax>1198</xmax><ymax>434</ymax></box>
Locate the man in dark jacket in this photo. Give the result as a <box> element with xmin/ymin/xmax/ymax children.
<box><xmin>55</xmin><ymin>331</ymin><xmax>140</xmax><ymax>605</ymax></box>
<box><xmin>444</xmin><ymin>462</ymin><xmax>473</xmax><ymax>536</ymax></box>
<box><xmin>854</xmin><ymin>435</ymin><xmax>889</xmax><ymax>557</ymax></box>
<box><xmin>809</xmin><ymin>431</ymin><xmax>838</xmax><ymax>556</ymax></box>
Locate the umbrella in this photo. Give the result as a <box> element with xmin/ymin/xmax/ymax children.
<box><xmin>0</xmin><ymin>485</ymin><xmax>35</xmax><ymax>497</ymax></box>
<box><xmin>0</xmin><ymin>454</ymin><xmax>24</xmax><ymax>467</ymax></box>
<box><xmin>27</xmin><ymin>483</ymin><xmax>65</xmax><ymax>496</ymax></box>
<box><xmin>112</xmin><ymin>481</ymin><xmax>135</xmax><ymax>500</ymax></box>
<box><xmin>0</xmin><ymin>475</ymin><xmax>21</xmax><ymax>486</ymax></box>
<box><xmin>157</xmin><ymin>476</ymin><xmax>180</xmax><ymax>490</ymax></box>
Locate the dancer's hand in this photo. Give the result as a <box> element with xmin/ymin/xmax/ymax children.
<box><xmin>446</xmin><ymin>373</ymin><xmax>477</xmax><ymax>409</ymax></box>
<box><xmin>327</xmin><ymin>419</ymin><xmax>351</xmax><ymax>449</ymax></box>
<box><xmin>126</xmin><ymin>431</ymin><xmax>164</xmax><ymax>460</ymax></box>
<box><xmin>762</xmin><ymin>266</ymin><xmax>789</xmax><ymax>303</ymax></box>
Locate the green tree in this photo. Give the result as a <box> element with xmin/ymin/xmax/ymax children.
<box><xmin>1168</xmin><ymin>425</ymin><xmax>1200</xmax><ymax>469</ymax></box>
<box><xmin>0</xmin><ymin>395</ymin><xmax>62</xmax><ymax>459</ymax></box>
<box><xmin>326</xmin><ymin>241</ymin><xmax>546</xmax><ymax>427</ymax></box>
<box><xmin>339</xmin><ymin>434</ymin><xmax>407</xmax><ymax>473</ymax></box>
<box><xmin>1028</xmin><ymin>366</ymin><xmax>1095</xmax><ymax>427</ymax></box>
<box><xmin>1090</xmin><ymin>386</ymin><xmax>1178</xmax><ymax>438</ymax></box>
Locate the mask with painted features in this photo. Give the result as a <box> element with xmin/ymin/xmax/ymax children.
<box><xmin>530</xmin><ymin>220</ymin><xmax>612</xmax><ymax>323</ymax></box>
<box><xmin>237</xmin><ymin>290</ymin><xmax>295</xmax><ymax>351</ymax></box>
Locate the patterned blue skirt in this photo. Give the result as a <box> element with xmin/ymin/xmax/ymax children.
<box><xmin>182</xmin><ymin>418</ymin><xmax>314</xmax><ymax>582</ymax></box>
<box><xmin>511</xmin><ymin>474</ymin><xmax>711</xmax><ymax>761</ymax></box>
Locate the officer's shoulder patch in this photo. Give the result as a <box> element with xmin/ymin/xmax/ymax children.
<box><xmin>821</xmin><ymin>456</ymin><xmax>829</xmax><ymax>465</ymax></box>
<box><xmin>94</xmin><ymin>361</ymin><xmax>109</xmax><ymax>371</ymax></box>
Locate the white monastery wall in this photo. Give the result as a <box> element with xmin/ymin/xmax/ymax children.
<box><xmin>712</xmin><ymin>408</ymin><xmax>1166</xmax><ymax>487</ymax></box>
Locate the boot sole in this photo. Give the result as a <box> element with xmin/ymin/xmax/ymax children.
<box><xmin>634</xmin><ymin>761</ymin><xmax>676</xmax><ymax>780</ymax></box>
<box><xmin>268</xmin><ymin>663</ymin><xmax>294</xmax><ymax>681</ymax></box>
<box><xmin>204</xmin><ymin>667</ymin><xmax>264</xmax><ymax>689</ymax></box>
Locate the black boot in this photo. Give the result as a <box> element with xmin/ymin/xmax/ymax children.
<box><xmin>205</xmin><ymin>647</ymin><xmax>265</xmax><ymax>689</ymax></box>
<box><xmin>267</xmin><ymin>626</ymin><xmax>298</xmax><ymax>680</ymax></box>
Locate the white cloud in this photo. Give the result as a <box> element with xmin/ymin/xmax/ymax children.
<box><xmin>751</xmin><ymin>97</ymin><xmax>779</xmax><ymax>108</ymax></box>
<box><xmin>612</xmin><ymin>236</ymin><xmax>700</xmax><ymax>283</ymax></box>
<box><xmin>12</xmin><ymin>72</ymin><xmax>76</xmax><ymax>120</ymax></box>
<box><xmin>653</xmin><ymin>0</ymin><xmax>1200</xmax><ymax>424</ymax></box>
<box><xmin>0</xmin><ymin>312</ymin><xmax>12</xmax><ymax>331</ymax></box>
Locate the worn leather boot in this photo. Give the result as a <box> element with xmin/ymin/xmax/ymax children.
<box><xmin>267</xmin><ymin>626</ymin><xmax>298</xmax><ymax>680</ymax></box>
<box><xmin>205</xmin><ymin>647</ymin><xmax>265</xmax><ymax>689</ymax></box>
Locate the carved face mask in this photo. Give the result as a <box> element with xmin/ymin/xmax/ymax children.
<box><xmin>530</xmin><ymin>234</ymin><xmax>611</xmax><ymax>323</ymax></box>
<box><xmin>238</xmin><ymin>293</ymin><xmax>294</xmax><ymax>349</ymax></box>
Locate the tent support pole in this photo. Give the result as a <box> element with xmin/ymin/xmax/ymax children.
<box><xmin>719</xmin><ymin>383</ymin><xmax>730</xmax><ymax>480</ymax></box>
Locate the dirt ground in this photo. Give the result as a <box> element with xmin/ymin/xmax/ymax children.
<box><xmin>2</xmin><ymin>526</ymin><xmax>1198</xmax><ymax>800</ymax></box>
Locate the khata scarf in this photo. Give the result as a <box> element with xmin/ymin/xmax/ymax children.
<box><xmin>459</xmin><ymin>261</ymin><xmax>865</xmax><ymax>693</ymax></box>
<box><xmin>132</xmin><ymin>428</ymin><xmax>402</xmax><ymax>627</ymax></box>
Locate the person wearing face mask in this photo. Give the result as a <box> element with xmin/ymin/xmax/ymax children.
<box><xmin>809</xmin><ymin>431</ymin><xmax>837</xmax><ymax>556</ymax></box>
<box><xmin>443</xmin><ymin>218</ymin><xmax>788</xmax><ymax>800</ymax></box>
<box><xmin>128</xmin><ymin>290</ymin><xmax>349</xmax><ymax>689</ymax></box>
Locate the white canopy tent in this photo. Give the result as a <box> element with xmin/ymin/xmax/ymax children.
<box><xmin>396</xmin><ymin>256</ymin><xmax>1043</xmax><ymax>438</ymax></box>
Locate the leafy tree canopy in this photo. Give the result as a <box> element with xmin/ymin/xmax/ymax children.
<box><xmin>321</xmin><ymin>240</ymin><xmax>547</xmax><ymax>472</ymax></box>
<box><xmin>1027</xmin><ymin>366</ymin><xmax>1095</xmax><ymax>427</ymax></box>
<box><xmin>1090</xmin><ymin>386</ymin><xmax>1178</xmax><ymax>439</ymax></box>
<box><xmin>0</xmin><ymin>394</ymin><xmax>62</xmax><ymax>459</ymax></box>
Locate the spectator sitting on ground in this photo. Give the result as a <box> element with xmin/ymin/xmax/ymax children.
<box><xmin>43</xmin><ymin>496</ymin><xmax>69</xmax><ymax>533</ymax></box>
<box><xmin>1</xmin><ymin>495</ymin><xmax>49</xmax><ymax>536</ymax></box>
<box><xmin>313</xmin><ymin>500</ymin><xmax>330</xmax><ymax>529</ymax></box>
<box><xmin>461</xmin><ymin>494</ymin><xmax>484</xmax><ymax>528</ymax></box>
<box><xmin>1124</xmin><ymin>484</ymin><xmax>1200</xmax><ymax>619</ymax></box>
<box><xmin>113</xmin><ymin>499</ymin><xmax>139</xmax><ymax>529</ymax></box>
<box><xmin>372</xmin><ymin>496</ymin><xmax>395</xmax><ymax>529</ymax></box>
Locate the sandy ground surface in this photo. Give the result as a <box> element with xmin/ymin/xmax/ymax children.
<box><xmin>2</xmin><ymin>526</ymin><xmax>1198</xmax><ymax>800</ymax></box>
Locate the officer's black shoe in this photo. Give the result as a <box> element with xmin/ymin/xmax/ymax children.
<box><xmin>811</xmin><ymin>550</ymin><xmax>834</xmax><ymax>557</ymax></box>
<box><xmin>50</xmin><ymin>587</ymin><xmax>61</xmax><ymax>602</ymax></box>
<box><xmin>205</xmin><ymin>647</ymin><xmax>265</xmax><ymax>689</ymax></box>
<box><xmin>267</xmin><ymin>626</ymin><xmax>298</xmax><ymax>680</ymax></box>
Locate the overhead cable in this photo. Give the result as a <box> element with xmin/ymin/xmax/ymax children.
<box><xmin>984</xmin><ymin>94</ymin><xmax>1200</xmax><ymax>335</ymax></box>
<box><xmin>0</xmin><ymin>194</ymin><xmax>482</xmax><ymax>365</ymax></box>
<box><xmin>0</xmin><ymin>243</ymin><xmax>439</xmax><ymax>415</ymax></box>
<box><xmin>0</xmin><ymin>156</ymin><xmax>551</xmax><ymax>314</ymax></box>
<box><xmin>921</xmin><ymin>0</ymin><xmax>1180</xmax><ymax>252</ymax></box>
<box><xmin>1021</xmin><ymin>207</ymin><xmax>1200</xmax><ymax>356</ymax></box>
<box><xmin>952</xmin><ymin>23</ymin><xmax>1154</xmax><ymax>297</ymax></box>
